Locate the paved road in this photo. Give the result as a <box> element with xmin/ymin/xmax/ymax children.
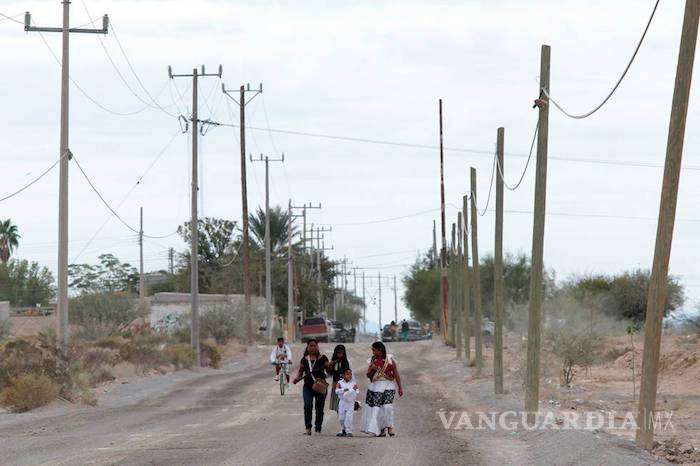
<box><xmin>0</xmin><ymin>342</ymin><xmax>474</xmax><ymax>465</ymax></box>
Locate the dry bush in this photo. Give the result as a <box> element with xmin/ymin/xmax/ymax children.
<box><xmin>94</xmin><ymin>335</ymin><xmax>129</xmax><ymax>351</ymax></box>
<box><xmin>551</xmin><ymin>333</ymin><xmax>601</xmax><ymax>387</ymax></box>
<box><xmin>163</xmin><ymin>344</ymin><xmax>194</xmax><ymax>369</ymax></box>
<box><xmin>201</xmin><ymin>340</ymin><xmax>223</xmax><ymax>369</ymax></box>
<box><xmin>89</xmin><ymin>366</ymin><xmax>116</xmax><ymax>385</ymax></box>
<box><xmin>80</xmin><ymin>347</ymin><xmax>120</xmax><ymax>372</ymax></box>
<box><xmin>0</xmin><ymin>374</ymin><xmax>59</xmax><ymax>412</ymax></box>
<box><xmin>118</xmin><ymin>334</ymin><xmax>168</xmax><ymax>372</ymax></box>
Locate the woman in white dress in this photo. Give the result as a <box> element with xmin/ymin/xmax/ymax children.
<box><xmin>361</xmin><ymin>341</ymin><xmax>404</xmax><ymax>437</ymax></box>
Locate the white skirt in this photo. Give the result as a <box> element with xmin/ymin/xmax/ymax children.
<box><xmin>361</xmin><ymin>380</ymin><xmax>396</xmax><ymax>436</ymax></box>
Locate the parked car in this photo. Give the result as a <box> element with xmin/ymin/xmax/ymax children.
<box><xmin>301</xmin><ymin>316</ymin><xmax>336</xmax><ymax>342</ymax></box>
<box><xmin>331</xmin><ymin>321</ymin><xmax>355</xmax><ymax>343</ymax></box>
<box><xmin>407</xmin><ymin>320</ymin><xmax>430</xmax><ymax>341</ymax></box>
<box><xmin>381</xmin><ymin>324</ymin><xmax>399</xmax><ymax>342</ymax></box>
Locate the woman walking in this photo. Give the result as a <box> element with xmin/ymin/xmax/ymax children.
<box><xmin>328</xmin><ymin>344</ymin><xmax>354</xmax><ymax>414</ymax></box>
<box><xmin>361</xmin><ymin>341</ymin><xmax>403</xmax><ymax>437</ymax></box>
<box><xmin>293</xmin><ymin>339</ymin><xmax>330</xmax><ymax>435</ymax></box>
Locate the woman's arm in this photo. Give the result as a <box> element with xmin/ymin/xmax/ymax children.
<box><xmin>393</xmin><ymin>361</ymin><xmax>403</xmax><ymax>396</ymax></box>
<box><xmin>293</xmin><ymin>361</ymin><xmax>304</xmax><ymax>384</ymax></box>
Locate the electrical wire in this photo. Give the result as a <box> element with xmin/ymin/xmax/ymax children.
<box><xmin>496</xmin><ymin>119</ymin><xmax>539</xmax><ymax>191</ymax></box>
<box><xmin>0</xmin><ymin>152</ymin><xmax>68</xmax><ymax>203</ymax></box>
<box><xmin>544</xmin><ymin>0</ymin><xmax>660</xmax><ymax>119</ymax></box>
<box><xmin>0</xmin><ymin>12</ymin><xmax>23</xmax><ymax>24</ymax></box>
<box><xmin>476</xmin><ymin>147</ymin><xmax>497</xmax><ymax>217</ymax></box>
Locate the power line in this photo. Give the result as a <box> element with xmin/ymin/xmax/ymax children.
<box><xmin>544</xmin><ymin>0</ymin><xmax>660</xmax><ymax>119</ymax></box>
<box><xmin>0</xmin><ymin>152</ymin><xmax>68</xmax><ymax>203</ymax></box>
<box><xmin>496</xmin><ymin>119</ymin><xmax>539</xmax><ymax>191</ymax></box>
<box><xmin>200</xmin><ymin>119</ymin><xmax>700</xmax><ymax>172</ymax></box>
<box><xmin>0</xmin><ymin>12</ymin><xmax>23</xmax><ymax>24</ymax></box>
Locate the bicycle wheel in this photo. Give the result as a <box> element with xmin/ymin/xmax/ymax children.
<box><xmin>280</xmin><ymin>370</ymin><xmax>285</xmax><ymax>396</ymax></box>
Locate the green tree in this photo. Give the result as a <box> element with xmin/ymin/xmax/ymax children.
<box><xmin>68</xmin><ymin>254</ymin><xmax>138</xmax><ymax>294</ymax></box>
<box><xmin>0</xmin><ymin>260</ymin><xmax>55</xmax><ymax>306</ymax></box>
<box><xmin>249</xmin><ymin>206</ymin><xmax>295</xmax><ymax>253</ymax></box>
<box><xmin>334</xmin><ymin>306</ymin><xmax>362</xmax><ymax>327</ymax></box>
<box><xmin>402</xmin><ymin>254</ymin><xmax>441</xmax><ymax>323</ymax></box>
<box><xmin>0</xmin><ymin>220</ymin><xmax>20</xmax><ymax>264</ymax></box>
<box><xmin>177</xmin><ymin>217</ymin><xmax>237</xmax><ymax>264</ymax></box>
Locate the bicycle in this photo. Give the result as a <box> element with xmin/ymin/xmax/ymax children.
<box><xmin>278</xmin><ymin>361</ymin><xmax>291</xmax><ymax>396</ymax></box>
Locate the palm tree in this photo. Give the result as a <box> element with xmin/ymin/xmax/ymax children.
<box><xmin>249</xmin><ymin>206</ymin><xmax>295</xmax><ymax>253</ymax></box>
<box><xmin>0</xmin><ymin>219</ymin><xmax>20</xmax><ymax>263</ymax></box>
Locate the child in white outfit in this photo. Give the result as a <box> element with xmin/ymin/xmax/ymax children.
<box><xmin>335</xmin><ymin>368</ymin><xmax>359</xmax><ymax>437</ymax></box>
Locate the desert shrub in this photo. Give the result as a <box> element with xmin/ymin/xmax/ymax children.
<box><xmin>89</xmin><ymin>366</ymin><xmax>116</xmax><ymax>385</ymax></box>
<box><xmin>80</xmin><ymin>347</ymin><xmax>120</xmax><ymax>371</ymax></box>
<box><xmin>94</xmin><ymin>335</ymin><xmax>129</xmax><ymax>351</ymax></box>
<box><xmin>69</xmin><ymin>292</ymin><xmax>138</xmax><ymax>339</ymax></box>
<box><xmin>0</xmin><ymin>374</ymin><xmax>59</xmax><ymax>412</ymax></box>
<box><xmin>118</xmin><ymin>334</ymin><xmax>167</xmax><ymax>371</ymax></box>
<box><xmin>552</xmin><ymin>333</ymin><xmax>601</xmax><ymax>387</ymax></box>
<box><xmin>200</xmin><ymin>340</ymin><xmax>223</xmax><ymax>368</ymax></box>
<box><xmin>0</xmin><ymin>317</ymin><xmax>11</xmax><ymax>340</ymax></box>
<box><xmin>164</xmin><ymin>343</ymin><xmax>194</xmax><ymax>369</ymax></box>
<box><xmin>0</xmin><ymin>339</ymin><xmax>48</xmax><ymax>390</ymax></box>
<box><xmin>201</xmin><ymin>304</ymin><xmax>241</xmax><ymax>345</ymax></box>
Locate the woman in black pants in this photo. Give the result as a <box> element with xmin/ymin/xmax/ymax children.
<box><xmin>293</xmin><ymin>339</ymin><xmax>330</xmax><ymax>435</ymax></box>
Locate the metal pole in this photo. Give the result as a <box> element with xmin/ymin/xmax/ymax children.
<box><xmin>637</xmin><ymin>0</ymin><xmax>700</xmax><ymax>449</ymax></box>
<box><xmin>191</xmin><ymin>69</ymin><xmax>201</xmax><ymax>366</ymax></box>
<box><xmin>525</xmin><ymin>45</ymin><xmax>551</xmax><ymax>421</ymax></box>
<box><xmin>494</xmin><ymin>127</ymin><xmax>505</xmax><ymax>394</ymax></box>
<box><xmin>57</xmin><ymin>0</ymin><xmax>71</xmax><ymax>346</ymax></box>
<box><xmin>393</xmin><ymin>275</ymin><xmax>398</xmax><ymax>324</ymax></box>
<box><xmin>287</xmin><ymin>199</ymin><xmax>295</xmax><ymax>342</ymax></box>
<box><xmin>139</xmin><ymin>207</ymin><xmax>145</xmax><ymax>302</ymax></box>
<box><xmin>264</xmin><ymin>157</ymin><xmax>273</xmax><ymax>342</ymax></box>
<box><xmin>240</xmin><ymin>85</ymin><xmax>252</xmax><ymax>346</ymax></box>
<box><xmin>438</xmin><ymin>99</ymin><xmax>449</xmax><ymax>341</ymax></box>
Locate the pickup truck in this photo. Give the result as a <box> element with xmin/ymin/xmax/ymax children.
<box><xmin>301</xmin><ymin>316</ymin><xmax>336</xmax><ymax>343</ymax></box>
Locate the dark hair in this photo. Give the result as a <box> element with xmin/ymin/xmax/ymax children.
<box><xmin>331</xmin><ymin>344</ymin><xmax>346</xmax><ymax>361</ymax></box>
<box><xmin>303</xmin><ymin>339</ymin><xmax>319</xmax><ymax>357</ymax></box>
<box><xmin>343</xmin><ymin>368</ymin><xmax>353</xmax><ymax>375</ymax></box>
<box><xmin>371</xmin><ymin>341</ymin><xmax>387</xmax><ymax>359</ymax></box>
<box><xmin>277</xmin><ymin>337</ymin><xmax>284</xmax><ymax>342</ymax></box>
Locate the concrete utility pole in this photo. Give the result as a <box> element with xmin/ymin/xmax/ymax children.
<box><xmin>24</xmin><ymin>5</ymin><xmax>109</xmax><ymax>346</ymax></box>
<box><xmin>393</xmin><ymin>276</ymin><xmax>398</xmax><ymax>324</ymax></box>
<box><xmin>139</xmin><ymin>207</ymin><xmax>145</xmax><ymax>303</ymax></box>
<box><xmin>462</xmin><ymin>194</ymin><xmax>471</xmax><ymax>362</ymax></box>
<box><xmin>456</xmin><ymin>213</ymin><xmax>463</xmax><ymax>359</ymax></box>
<box><xmin>168</xmin><ymin>248</ymin><xmax>175</xmax><ymax>275</ymax></box>
<box><xmin>362</xmin><ymin>272</ymin><xmax>366</xmax><ymax>334</ymax></box>
<box><xmin>525</xmin><ymin>45</ymin><xmax>551</xmax><ymax>421</ymax></box>
<box><xmin>378</xmin><ymin>272</ymin><xmax>383</xmax><ymax>332</ymax></box>
<box><xmin>250</xmin><ymin>153</ymin><xmax>284</xmax><ymax>343</ymax></box>
<box><xmin>287</xmin><ymin>199</ymin><xmax>295</xmax><ymax>341</ymax></box>
<box><xmin>494</xmin><ymin>127</ymin><xmax>505</xmax><ymax>395</ymax></box>
<box><xmin>449</xmin><ymin>223</ymin><xmax>456</xmax><ymax>345</ymax></box>
<box><xmin>637</xmin><ymin>0</ymin><xmax>699</xmax><ymax>450</ymax></box>
<box><xmin>470</xmin><ymin>168</ymin><xmax>483</xmax><ymax>373</ymax></box>
<box><xmin>318</xmin><ymin>239</ymin><xmax>333</xmax><ymax>314</ymax></box>
<box><xmin>222</xmin><ymin>82</ymin><xmax>262</xmax><ymax>346</ymax></box>
<box><xmin>438</xmin><ymin>99</ymin><xmax>449</xmax><ymax>341</ymax></box>
<box><xmin>170</xmin><ymin>64</ymin><xmax>223</xmax><ymax>365</ymax></box>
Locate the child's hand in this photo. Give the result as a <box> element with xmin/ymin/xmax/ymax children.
<box><xmin>336</xmin><ymin>383</ymin><xmax>341</xmax><ymax>389</ymax></box>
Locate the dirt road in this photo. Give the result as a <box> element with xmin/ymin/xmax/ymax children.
<box><xmin>0</xmin><ymin>340</ymin><xmax>663</xmax><ymax>465</ymax></box>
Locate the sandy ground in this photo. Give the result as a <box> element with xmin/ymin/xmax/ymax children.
<box><xmin>0</xmin><ymin>339</ymin><xmax>671</xmax><ymax>465</ymax></box>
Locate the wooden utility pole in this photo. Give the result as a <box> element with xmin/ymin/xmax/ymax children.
<box><xmin>455</xmin><ymin>212</ymin><xmax>463</xmax><ymax>359</ymax></box>
<box><xmin>449</xmin><ymin>223</ymin><xmax>456</xmax><ymax>345</ymax></box>
<box><xmin>378</xmin><ymin>272</ymin><xmax>382</xmax><ymax>331</ymax></box>
<box><xmin>438</xmin><ymin>99</ymin><xmax>449</xmax><ymax>341</ymax></box>
<box><xmin>637</xmin><ymin>0</ymin><xmax>699</xmax><ymax>450</ymax></box>
<box><xmin>222</xmin><ymin>82</ymin><xmax>262</xmax><ymax>346</ymax></box>
<box><xmin>139</xmin><ymin>207</ymin><xmax>145</xmax><ymax>303</ymax></box>
<box><xmin>470</xmin><ymin>168</ymin><xmax>483</xmax><ymax>373</ymax></box>
<box><xmin>525</xmin><ymin>45</ymin><xmax>551</xmax><ymax>420</ymax></box>
<box><xmin>462</xmin><ymin>194</ymin><xmax>471</xmax><ymax>362</ymax></box>
<box><xmin>494</xmin><ymin>127</ymin><xmax>505</xmax><ymax>394</ymax></box>
<box><xmin>287</xmin><ymin>199</ymin><xmax>295</xmax><ymax>342</ymax></box>
<box><xmin>393</xmin><ymin>276</ymin><xmax>398</xmax><ymax>324</ymax></box>
<box><xmin>362</xmin><ymin>272</ymin><xmax>366</xmax><ymax>334</ymax></box>
<box><xmin>432</xmin><ymin>220</ymin><xmax>438</xmax><ymax>268</ymax></box>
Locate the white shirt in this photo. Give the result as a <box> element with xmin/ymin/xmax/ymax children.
<box><xmin>335</xmin><ymin>379</ymin><xmax>359</xmax><ymax>404</ymax></box>
<box><xmin>270</xmin><ymin>344</ymin><xmax>292</xmax><ymax>363</ymax></box>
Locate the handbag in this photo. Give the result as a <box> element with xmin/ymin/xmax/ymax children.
<box><xmin>307</xmin><ymin>356</ymin><xmax>328</xmax><ymax>395</ymax></box>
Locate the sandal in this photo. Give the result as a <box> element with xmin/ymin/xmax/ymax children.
<box><xmin>305</xmin><ymin>429</ymin><xmax>312</xmax><ymax>436</ymax></box>
<box><xmin>387</xmin><ymin>428</ymin><xmax>395</xmax><ymax>437</ymax></box>
<box><xmin>378</xmin><ymin>429</ymin><xmax>387</xmax><ymax>437</ymax></box>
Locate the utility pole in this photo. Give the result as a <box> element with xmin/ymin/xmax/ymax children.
<box><xmin>362</xmin><ymin>272</ymin><xmax>366</xmax><ymax>334</ymax></box>
<box><xmin>449</xmin><ymin>223</ymin><xmax>456</xmax><ymax>345</ymax></box>
<box><xmin>250</xmin><ymin>153</ymin><xmax>284</xmax><ymax>343</ymax></box>
<box><xmin>432</xmin><ymin>220</ymin><xmax>438</xmax><ymax>268</ymax></box>
<box><xmin>494</xmin><ymin>127</ymin><xmax>505</xmax><ymax>395</ymax></box>
<box><xmin>456</xmin><ymin>212</ymin><xmax>463</xmax><ymax>359</ymax></box>
<box><xmin>223</xmin><ymin>82</ymin><xmax>262</xmax><ymax>346</ymax></box>
<box><xmin>637</xmin><ymin>0</ymin><xmax>699</xmax><ymax>450</ymax></box>
<box><xmin>378</xmin><ymin>272</ymin><xmax>382</xmax><ymax>332</ymax></box>
<box><xmin>438</xmin><ymin>99</ymin><xmax>449</xmax><ymax>342</ymax></box>
<box><xmin>525</xmin><ymin>45</ymin><xmax>551</xmax><ymax>421</ymax></box>
<box><xmin>393</xmin><ymin>276</ymin><xmax>398</xmax><ymax>324</ymax></box>
<box><xmin>353</xmin><ymin>268</ymin><xmax>358</xmax><ymax>296</ymax></box>
<box><xmin>168</xmin><ymin>248</ymin><xmax>175</xmax><ymax>275</ymax></box>
<box><xmin>318</xmin><ymin>239</ymin><xmax>333</xmax><ymax>314</ymax></box>
<box><xmin>24</xmin><ymin>5</ymin><xmax>109</xmax><ymax>346</ymax></box>
<box><xmin>470</xmin><ymin>168</ymin><xmax>483</xmax><ymax>373</ymax></box>
<box><xmin>287</xmin><ymin>199</ymin><xmax>295</xmax><ymax>342</ymax></box>
<box><xmin>170</xmin><ymin>64</ymin><xmax>223</xmax><ymax>365</ymax></box>
<box><xmin>139</xmin><ymin>207</ymin><xmax>145</xmax><ymax>303</ymax></box>
<box><xmin>462</xmin><ymin>194</ymin><xmax>471</xmax><ymax>362</ymax></box>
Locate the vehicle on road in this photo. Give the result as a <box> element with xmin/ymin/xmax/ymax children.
<box><xmin>301</xmin><ymin>316</ymin><xmax>336</xmax><ymax>342</ymax></box>
<box><xmin>381</xmin><ymin>324</ymin><xmax>398</xmax><ymax>342</ymax></box>
<box><xmin>407</xmin><ymin>320</ymin><xmax>431</xmax><ymax>341</ymax></box>
<box><xmin>331</xmin><ymin>321</ymin><xmax>355</xmax><ymax>342</ymax></box>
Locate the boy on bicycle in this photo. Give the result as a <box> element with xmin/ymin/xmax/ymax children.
<box><xmin>270</xmin><ymin>337</ymin><xmax>293</xmax><ymax>382</ymax></box>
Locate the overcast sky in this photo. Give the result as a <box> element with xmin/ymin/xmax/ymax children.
<box><xmin>2</xmin><ymin>0</ymin><xmax>700</xmax><ymax>326</ymax></box>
